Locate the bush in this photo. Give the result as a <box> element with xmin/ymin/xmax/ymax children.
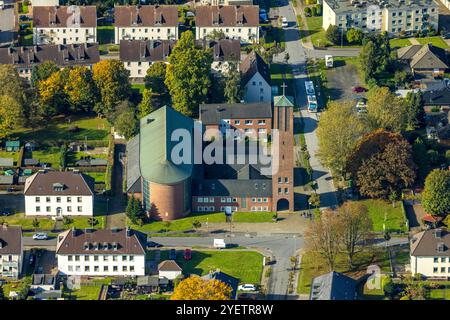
<box><xmin>311</xmin><ymin>6</ymin><xmax>317</xmax><ymax>16</ymax></box>
<box><xmin>304</xmin><ymin>7</ymin><xmax>311</xmax><ymax>17</ymax></box>
<box><xmin>315</xmin><ymin>4</ymin><xmax>322</xmax><ymax>15</ymax></box>
<box><xmin>67</xmin><ymin>125</ymin><xmax>80</xmax><ymax>132</ymax></box>
<box><xmin>446</xmin><ymin>150</ymin><xmax>450</xmax><ymax>164</ymax></box>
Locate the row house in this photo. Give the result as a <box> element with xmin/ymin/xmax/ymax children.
<box><xmin>195</xmin><ymin>5</ymin><xmax>260</xmax><ymax>44</ymax></box>
<box><xmin>24</xmin><ymin>170</ymin><xmax>95</xmax><ymax>217</ymax></box>
<box><xmin>114</xmin><ymin>5</ymin><xmax>178</xmax><ymax>44</ymax></box>
<box><xmin>119</xmin><ymin>39</ymin><xmax>240</xmax><ymax>78</ymax></box>
<box><xmin>32</xmin><ymin>5</ymin><xmax>97</xmax><ymax>45</ymax></box>
<box><xmin>0</xmin><ymin>225</ymin><xmax>23</xmax><ymax>279</ymax></box>
<box><xmin>0</xmin><ymin>43</ymin><xmax>99</xmax><ymax>80</ymax></box>
<box><xmin>56</xmin><ymin>228</ymin><xmax>146</xmax><ymax>277</ymax></box>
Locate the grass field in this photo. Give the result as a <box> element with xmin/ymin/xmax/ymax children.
<box><xmin>25</xmin><ymin>147</ymin><xmax>60</xmax><ymax>168</ymax></box>
<box><xmin>155</xmin><ymin>250</ymin><xmax>264</xmax><ymax>284</ymax></box>
<box><xmin>305</xmin><ymin>16</ymin><xmax>328</xmax><ymax>47</ymax></box>
<box><xmin>416</xmin><ymin>36</ymin><xmax>449</xmax><ymax>49</ymax></box>
<box><xmin>130</xmin><ymin>211</ymin><xmax>275</xmax><ymax>233</ymax></box>
<box><xmin>297</xmin><ymin>249</ymin><xmax>390</xmax><ymax>295</ymax></box>
<box><xmin>131</xmin><ymin>83</ymin><xmax>146</xmax><ymax>95</ymax></box>
<box><xmin>389</xmin><ymin>38</ymin><xmax>412</xmax><ymax>48</ymax></box>
<box><xmin>360</xmin><ymin>275</ymin><xmax>388</xmax><ymax>300</ymax></box>
<box><xmin>85</xmin><ymin>172</ymin><xmax>106</xmax><ymax>184</ymax></box>
<box><xmin>12</xmin><ymin>116</ymin><xmax>111</xmax><ymax>143</ymax></box>
<box><xmin>64</xmin><ymin>285</ymin><xmax>102</xmax><ymax>300</ymax></box>
<box><xmin>0</xmin><ymin>151</ymin><xmax>20</xmax><ymax>164</ymax></box>
<box><xmin>359</xmin><ymin>199</ymin><xmax>408</xmax><ymax>233</ymax></box>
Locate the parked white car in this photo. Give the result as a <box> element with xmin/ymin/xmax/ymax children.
<box><xmin>281</xmin><ymin>17</ymin><xmax>288</xmax><ymax>28</ymax></box>
<box><xmin>238</xmin><ymin>284</ymin><xmax>257</xmax><ymax>292</ymax></box>
<box><xmin>32</xmin><ymin>233</ymin><xmax>48</xmax><ymax>240</ymax></box>
<box><xmin>213</xmin><ymin>238</ymin><xmax>226</xmax><ymax>249</ymax></box>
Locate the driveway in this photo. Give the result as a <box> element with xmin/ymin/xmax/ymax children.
<box><xmin>326</xmin><ymin>61</ymin><xmax>364</xmax><ymax>102</ymax></box>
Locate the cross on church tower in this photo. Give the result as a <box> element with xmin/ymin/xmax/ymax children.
<box><xmin>281</xmin><ymin>82</ymin><xmax>287</xmax><ymax>96</ymax></box>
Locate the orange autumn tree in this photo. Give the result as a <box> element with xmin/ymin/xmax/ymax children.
<box><xmin>171</xmin><ymin>276</ymin><xmax>232</xmax><ymax>300</ymax></box>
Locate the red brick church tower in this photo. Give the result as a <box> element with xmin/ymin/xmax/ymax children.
<box><xmin>271</xmin><ymin>85</ymin><xmax>294</xmax><ymax>212</ymax></box>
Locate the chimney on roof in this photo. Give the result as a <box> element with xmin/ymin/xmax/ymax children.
<box><xmin>437</xmin><ymin>242</ymin><xmax>446</xmax><ymax>253</ymax></box>
<box><xmin>126</xmin><ymin>227</ymin><xmax>131</xmax><ymax>238</ymax></box>
<box><xmin>435</xmin><ymin>229</ymin><xmax>443</xmax><ymax>238</ymax></box>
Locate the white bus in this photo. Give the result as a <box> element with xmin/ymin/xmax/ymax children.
<box><xmin>305</xmin><ymin>81</ymin><xmax>317</xmax><ymax>112</ymax></box>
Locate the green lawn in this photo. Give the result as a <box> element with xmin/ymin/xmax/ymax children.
<box><xmin>25</xmin><ymin>147</ymin><xmax>60</xmax><ymax>168</ymax></box>
<box><xmin>85</xmin><ymin>172</ymin><xmax>106</xmax><ymax>184</ymax></box>
<box><xmin>131</xmin><ymin>83</ymin><xmax>146</xmax><ymax>95</ymax></box>
<box><xmin>19</xmin><ymin>34</ymin><xmax>33</xmax><ymax>46</ymax></box>
<box><xmin>360</xmin><ymin>275</ymin><xmax>388</xmax><ymax>300</ymax></box>
<box><xmin>64</xmin><ymin>285</ymin><xmax>102</xmax><ymax>300</ymax></box>
<box><xmin>297</xmin><ymin>249</ymin><xmax>390</xmax><ymax>295</ymax></box>
<box><xmin>416</xmin><ymin>36</ymin><xmax>449</xmax><ymax>49</ymax></box>
<box><xmin>0</xmin><ymin>151</ymin><xmax>20</xmax><ymax>164</ymax></box>
<box><xmin>389</xmin><ymin>38</ymin><xmax>412</xmax><ymax>49</ymax></box>
<box><xmin>156</xmin><ymin>250</ymin><xmax>263</xmax><ymax>284</ymax></box>
<box><xmin>130</xmin><ymin>211</ymin><xmax>274</xmax><ymax>233</ymax></box>
<box><xmin>0</xmin><ymin>213</ymin><xmax>55</xmax><ymax>231</ymax></box>
<box><xmin>428</xmin><ymin>286</ymin><xmax>450</xmax><ymax>300</ymax></box>
<box><xmin>359</xmin><ymin>199</ymin><xmax>408</xmax><ymax>233</ymax></box>
<box><xmin>97</xmin><ymin>25</ymin><xmax>115</xmax><ymax>45</ymax></box>
<box><xmin>12</xmin><ymin>116</ymin><xmax>111</xmax><ymax>143</ymax></box>
<box><xmin>305</xmin><ymin>16</ymin><xmax>328</xmax><ymax>47</ymax></box>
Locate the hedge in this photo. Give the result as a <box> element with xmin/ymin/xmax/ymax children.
<box><xmin>104</xmin><ymin>135</ymin><xmax>115</xmax><ymax>195</ymax></box>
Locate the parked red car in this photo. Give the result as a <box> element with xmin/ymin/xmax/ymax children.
<box><xmin>352</xmin><ymin>86</ymin><xmax>367</xmax><ymax>93</ymax></box>
<box><xmin>184</xmin><ymin>249</ymin><xmax>192</xmax><ymax>261</ymax></box>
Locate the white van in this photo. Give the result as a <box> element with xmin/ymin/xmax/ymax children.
<box><xmin>213</xmin><ymin>238</ymin><xmax>226</xmax><ymax>249</ymax></box>
<box><xmin>325</xmin><ymin>55</ymin><xmax>333</xmax><ymax>68</ymax></box>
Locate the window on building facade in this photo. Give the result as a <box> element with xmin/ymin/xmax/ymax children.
<box><xmin>46</xmin><ymin>206</ymin><xmax>51</xmax><ymax>212</ymax></box>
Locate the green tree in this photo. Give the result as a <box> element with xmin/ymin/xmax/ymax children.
<box><xmin>59</xmin><ymin>144</ymin><xmax>68</xmax><ymax>169</ymax></box>
<box><xmin>0</xmin><ymin>95</ymin><xmax>21</xmax><ymax>139</ymax></box>
<box><xmin>366</xmin><ymin>86</ymin><xmax>406</xmax><ymax>132</ymax></box>
<box><xmin>64</xmin><ymin>66</ymin><xmax>97</xmax><ymax>113</ymax></box>
<box><xmin>165</xmin><ymin>31</ymin><xmax>212</xmax><ymax>116</ymax></box>
<box><xmin>308</xmin><ymin>193</ymin><xmax>320</xmax><ymax>208</ymax></box>
<box><xmin>92</xmin><ymin>60</ymin><xmax>131</xmax><ymax>121</ymax></box>
<box><xmin>304</xmin><ymin>7</ymin><xmax>311</xmax><ymax>17</ymax></box>
<box><xmin>316</xmin><ymin>101</ymin><xmax>367</xmax><ymax>177</ymax></box>
<box><xmin>346</xmin><ymin>28</ymin><xmax>363</xmax><ymax>44</ymax></box>
<box><xmin>144</xmin><ymin>61</ymin><xmax>167</xmax><ymax>94</ymax></box>
<box><xmin>360</xmin><ymin>40</ymin><xmax>377</xmax><ymax>82</ymax></box>
<box><xmin>412</xmin><ymin>138</ymin><xmax>429</xmax><ymax>180</ymax></box>
<box><xmin>114</xmin><ymin>109</ymin><xmax>138</xmax><ymax>140</ymax></box>
<box><xmin>139</xmin><ymin>88</ymin><xmax>155</xmax><ymax>118</ymax></box>
<box><xmin>404</xmin><ymin>91</ymin><xmax>425</xmax><ymax>130</ymax></box>
<box><xmin>422</xmin><ymin>169</ymin><xmax>450</xmax><ymax>216</ymax></box>
<box><xmin>0</xmin><ymin>64</ymin><xmax>27</xmax><ymax>121</ymax></box>
<box><xmin>31</xmin><ymin>61</ymin><xmax>59</xmax><ymax>86</ymax></box>
<box><xmin>37</xmin><ymin>70</ymin><xmax>67</xmax><ymax>119</ymax></box>
<box><xmin>223</xmin><ymin>62</ymin><xmax>242</xmax><ymax>103</ymax></box>
<box><xmin>325</xmin><ymin>25</ymin><xmax>340</xmax><ymax>45</ymax></box>
<box><xmin>205</xmin><ymin>29</ymin><xmax>227</xmax><ymax>40</ymax></box>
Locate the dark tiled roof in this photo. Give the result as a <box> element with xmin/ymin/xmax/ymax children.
<box><xmin>114</xmin><ymin>5</ymin><xmax>178</xmax><ymax>27</ymax></box>
<box><xmin>119</xmin><ymin>39</ymin><xmax>175</xmax><ymax>62</ymax></box>
<box><xmin>422</xmin><ymin>87</ymin><xmax>450</xmax><ymax>106</ymax></box>
<box><xmin>192</xmin><ymin>179</ymin><xmax>272</xmax><ymax>197</ymax></box>
<box><xmin>56</xmin><ymin>228</ymin><xmax>146</xmax><ymax>255</ymax></box>
<box><xmin>0</xmin><ymin>44</ymin><xmax>100</xmax><ymax>68</ymax></box>
<box><xmin>202</xmin><ymin>271</ymin><xmax>239</xmax><ymax>299</ymax></box>
<box><xmin>158</xmin><ymin>260</ymin><xmax>182</xmax><ymax>272</ymax></box>
<box><xmin>240</xmin><ymin>51</ymin><xmax>270</xmax><ymax>86</ymax></box>
<box><xmin>398</xmin><ymin>44</ymin><xmax>448</xmax><ymax>70</ymax></box>
<box><xmin>33</xmin><ymin>6</ymin><xmax>97</xmax><ymax>28</ymax></box>
<box><xmin>24</xmin><ymin>171</ymin><xmax>94</xmax><ymax>196</ymax></box>
<box><xmin>310</xmin><ymin>271</ymin><xmax>357</xmax><ymax>300</ymax></box>
<box><xmin>195</xmin><ymin>5</ymin><xmax>259</xmax><ymax>27</ymax></box>
<box><xmin>0</xmin><ymin>226</ymin><xmax>22</xmax><ymax>255</ymax></box>
<box><xmin>200</xmin><ymin>102</ymin><xmax>272</xmax><ymax>125</ymax></box>
<box><xmin>119</xmin><ymin>39</ymin><xmax>240</xmax><ymax>62</ymax></box>
<box><xmin>411</xmin><ymin>228</ymin><xmax>450</xmax><ymax>257</ymax></box>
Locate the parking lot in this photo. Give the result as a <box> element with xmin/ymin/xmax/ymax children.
<box><xmin>326</xmin><ymin>60</ymin><xmax>365</xmax><ymax>102</ymax></box>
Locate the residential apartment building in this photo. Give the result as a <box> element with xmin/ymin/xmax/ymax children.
<box><xmin>56</xmin><ymin>228</ymin><xmax>146</xmax><ymax>276</ymax></box>
<box><xmin>0</xmin><ymin>43</ymin><xmax>100</xmax><ymax>80</ymax></box>
<box><xmin>195</xmin><ymin>5</ymin><xmax>260</xmax><ymax>44</ymax></box>
<box><xmin>322</xmin><ymin>0</ymin><xmax>439</xmax><ymax>35</ymax></box>
<box><xmin>200</xmin><ymin>0</ymin><xmax>254</xmax><ymax>5</ymax></box>
<box><xmin>32</xmin><ymin>5</ymin><xmax>97</xmax><ymax>45</ymax></box>
<box><xmin>0</xmin><ymin>225</ymin><xmax>23</xmax><ymax>279</ymax></box>
<box><xmin>240</xmin><ymin>51</ymin><xmax>271</xmax><ymax>103</ymax></box>
<box><xmin>114</xmin><ymin>5</ymin><xmax>178</xmax><ymax>44</ymax></box>
<box><xmin>119</xmin><ymin>39</ymin><xmax>240</xmax><ymax>78</ymax></box>
<box><xmin>411</xmin><ymin>228</ymin><xmax>450</xmax><ymax>278</ymax></box>
<box><xmin>24</xmin><ymin>170</ymin><xmax>95</xmax><ymax>217</ymax></box>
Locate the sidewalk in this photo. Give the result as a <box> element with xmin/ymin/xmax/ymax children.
<box><xmin>291</xmin><ymin>0</ymin><xmax>314</xmax><ymax>50</ymax></box>
<box><xmin>198</xmin><ymin>213</ymin><xmax>310</xmax><ymax>235</ymax></box>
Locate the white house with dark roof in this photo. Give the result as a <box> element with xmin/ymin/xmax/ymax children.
<box><xmin>240</xmin><ymin>51</ymin><xmax>271</xmax><ymax>103</ymax></box>
<box><xmin>158</xmin><ymin>260</ymin><xmax>182</xmax><ymax>280</ymax></box>
<box><xmin>24</xmin><ymin>170</ymin><xmax>95</xmax><ymax>217</ymax></box>
<box><xmin>0</xmin><ymin>225</ymin><xmax>23</xmax><ymax>279</ymax></box>
<box><xmin>56</xmin><ymin>228</ymin><xmax>146</xmax><ymax>276</ymax></box>
<box><xmin>410</xmin><ymin>228</ymin><xmax>450</xmax><ymax>278</ymax></box>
